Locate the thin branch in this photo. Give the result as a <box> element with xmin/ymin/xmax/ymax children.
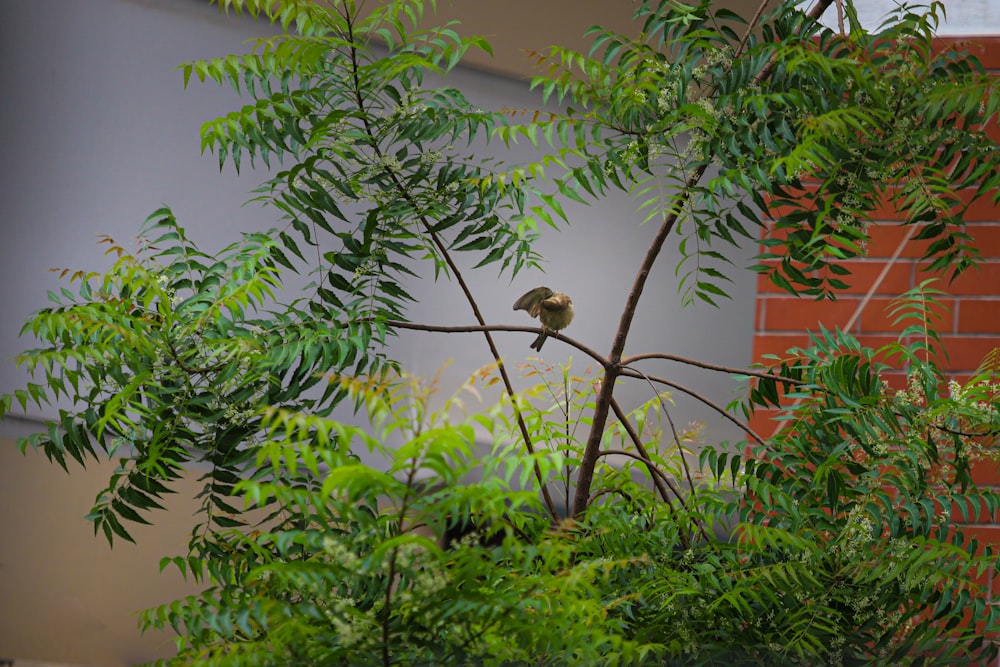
<box><xmin>608</xmin><ymin>397</ymin><xmax>682</xmax><ymax>510</ymax></box>
<box><xmin>608</xmin><ymin>397</ymin><xmax>711</xmax><ymax>546</ymax></box>
<box><xmin>619</xmin><ymin>366</ymin><xmax>768</xmax><ymax>449</ymax></box>
<box><xmin>733</xmin><ymin>0</ymin><xmax>775</xmax><ymax>61</ymax></box>
<box><xmin>574</xmin><ymin>167</ymin><xmax>708</xmax><ymax>517</ymax></box>
<box><xmin>620</xmin><ymin>351</ymin><xmax>807</xmax><ymax>386</ymax></box>
<box><xmin>381</xmin><ymin>320</ymin><xmax>610</xmax><ymax>369</ymax></box>
<box><xmin>588</xmin><ymin>485</ymin><xmax>636</xmax><ymax>506</ymax></box>
<box><xmin>621</xmin><ymin>365</ymin><xmax>700</xmax><ymax>500</ymax></box>
<box><xmin>343</xmin><ymin>17</ymin><xmax>559</xmax><ymax>520</ymax></box>
<box><xmin>596</xmin><ymin>448</ymin><xmax>687</xmax><ymax>498</ymax></box>
<box><xmin>380</xmin><ymin>446</ymin><xmax>422</xmax><ymax>667</ymax></box>
<box><xmin>754</xmin><ymin>1</ymin><xmax>835</xmax><ymax>85</ymax></box>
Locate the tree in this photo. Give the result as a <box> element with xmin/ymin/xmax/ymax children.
<box><xmin>4</xmin><ymin>0</ymin><xmax>1000</xmax><ymax>664</ymax></box>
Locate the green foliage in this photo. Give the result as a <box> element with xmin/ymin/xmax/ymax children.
<box><xmin>140</xmin><ymin>369</ymin><xmax>660</xmax><ymax>666</ymax></box>
<box><xmin>5</xmin><ymin>0</ymin><xmax>1000</xmax><ymax>665</ymax></box>
<box><xmin>188</xmin><ymin>0</ymin><xmax>541</xmax><ymax>324</ymax></box>
<box><xmin>702</xmin><ymin>282</ymin><xmax>1000</xmax><ymax>663</ymax></box>
<box><xmin>5</xmin><ymin>209</ymin><xmax>384</xmax><ymax>543</ymax></box>
<box><xmin>501</xmin><ymin>0</ymin><xmax>1000</xmax><ymax>302</ymax></box>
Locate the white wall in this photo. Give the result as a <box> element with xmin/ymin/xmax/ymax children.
<box><xmin>816</xmin><ymin>0</ymin><xmax>1000</xmax><ymax>34</ymax></box>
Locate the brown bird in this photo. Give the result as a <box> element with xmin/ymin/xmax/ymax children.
<box><xmin>512</xmin><ymin>286</ymin><xmax>574</xmax><ymax>351</ymax></box>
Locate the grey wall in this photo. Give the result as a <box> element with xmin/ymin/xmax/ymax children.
<box><xmin>0</xmin><ymin>0</ymin><xmax>761</xmax><ymax>445</ymax></box>
<box><xmin>0</xmin><ymin>1</ymin><xmax>758</xmax><ymax>664</ymax></box>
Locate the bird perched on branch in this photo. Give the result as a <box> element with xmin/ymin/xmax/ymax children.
<box><xmin>513</xmin><ymin>286</ymin><xmax>574</xmax><ymax>352</ymax></box>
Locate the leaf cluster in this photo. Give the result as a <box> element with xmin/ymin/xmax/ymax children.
<box><xmin>498</xmin><ymin>0</ymin><xmax>1000</xmax><ymax>302</ymax></box>
<box><xmin>698</xmin><ymin>283</ymin><xmax>1000</xmax><ymax>663</ymax></box>
<box><xmin>188</xmin><ymin>0</ymin><xmax>542</xmax><ymax>329</ymax></box>
<box><xmin>2</xmin><ymin>209</ymin><xmax>383</xmax><ymax>543</ymax></box>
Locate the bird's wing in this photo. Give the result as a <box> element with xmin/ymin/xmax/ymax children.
<box><xmin>512</xmin><ymin>286</ymin><xmax>554</xmax><ymax>314</ymax></box>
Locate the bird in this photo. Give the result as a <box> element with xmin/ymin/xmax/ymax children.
<box><xmin>512</xmin><ymin>286</ymin><xmax>574</xmax><ymax>351</ymax></box>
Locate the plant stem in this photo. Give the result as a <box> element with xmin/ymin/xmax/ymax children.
<box><xmin>619</xmin><ymin>367</ymin><xmax>769</xmax><ymax>448</ymax></box>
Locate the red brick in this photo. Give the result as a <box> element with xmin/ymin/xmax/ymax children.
<box><xmin>935</xmin><ymin>336</ymin><xmax>1000</xmax><ymax>373</ymax></box>
<box><xmin>752</xmin><ymin>33</ymin><xmax>1000</xmax><ymax>614</ymax></box>
<box><xmin>864</xmin><ymin>221</ymin><xmax>1000</xmax><ymax>261</ymax></box>
<box><xmin>748</xmin><ymin>409</ymin><xmax>784</xmax><ymax>441</ymax></box>
<box><xmin>957</xmin><ymin>300</ymin><xmax>1000</xmax><ymax>334</ymax></box>
<box><xmin>761</xmin><ymin>296</ymin><xmax>859</xmax><ymax>332</ymax></box>
<box><xmin>958</xmin><ymin>195</ymin><xmax>1000</xmax><ymax>223</ymax></box>
<box><xmin>756</xmin><ymin>261</ymin><xmax>916</xmax><ymax>296</ymax></box>
<box><xmin>972</xmin><ymin>459</ymin><xmax>1000</xmax><ymax>488</ymax></box>
<box><xmin>951</xmin><ymin>525</ymin><xmax>1000</xmax><ymax>604</ymax></box>
<box><xmin>917</xmin><ymin>261</ymin><xmax>1000</xmax><ymax>296</ymax></box>
<box><xmin>865</xmin><ymin>223</ymin><xmax>936</xmax><ymax>259</ymax></box>
<box><xmin>954</xmin><ymin>524</ymin><xmax>1000</xmax><ymax>563</ymax></box>
<box><xmin>879</xmin><ymin>335</ymin><xmax>971</xmax><ymax>370</ymax></box>
<box><xmin>870</xmin><ymin>189</ymin><xmax>1000</xmax><ymax>224</ymax></box>
<box><xmin>857</xmin><ymin>297</ymin><xmax>956</xmax><ymax>335</ymax></box>
<box><xmin>828</xmin><ymin>261</ymin><xmax>916</xmax><ymax>295</ymax></box>
<box><xmin>967</xmin><ymin>222</ymin><xmax>1000</xmax><ymax>249</ymax></box>
<box><xmin>950</xmin><ymin>496</ymin><xmax>996</xmax><ymax>524</ymax></box>
<box><xmin>879</xmin><ymin>371</ymin><xmax>910</xmax><ymax>391</ymax></box>
<box><xmin>751</xmin><ymin>334</ymin><xmax>812</xmax><ymax>359</ymax></box>
<box><xmin>936</xmin><ymin>35</ymin><xmax>1000</xmax><ymax>71</ymax></box>
<box><xmin>986</xmin><ymin>119</ymin><xmax>1000</xmax><ymax>144</ymax></box>
<box><xmin>853</xmin><ymin>334</ymin><xmax>903</xmax><ymax>353</ymax></box>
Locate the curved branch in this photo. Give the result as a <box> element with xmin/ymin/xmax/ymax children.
<box><xmin>608</xmin><ymin>398</ymin><xmax>711</xmax><ymax>546</ymax></box>
<box><xmin>608</xmin><ymin>397</ymin><xmax>681</xmax><ymax>510</ymax></box>
<box><xmin>621</xmin><ymin>365</ymin><xmax>701</xmax><ymax>498</ymax></box>
<box><xmin>572</xmin><ymin>0</ymin><xmax>836</xmax><ymax>517</ymax></box>
<box><xmin>343</xmin><ymin>18</ymin><xmax>560</xmax><ymax>520</ymax></box>
<box><xmin>382</xmin><ymin>320</ymin><xmax>610</xmax><ymax>369</ymax></box>
<box><xmin>619</xmin><ymin>366</ymin><xmax>768</xmax><ymax>449</ymax></box>
<box><xmin>573</xmin><ymin>167</ymin><xmax>708</xmax><ymax>517</ymax></box>
<box><xmin>620</xmin><ymin>351</ymin><xmax>806</xmax><ymax>387</ymax></box>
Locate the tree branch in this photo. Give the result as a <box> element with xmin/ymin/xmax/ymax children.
<box><xmin>608</xmin><ymin>397</ymin><xmax>711</xmax><ymax>545</ymax></box>
<box><xmin>343</xmin><ymin>17</ymin><xmax>560</xmax><ymax>521</ymax></box>
<box><xmin>608</xmin><ymin>397</ymin><xmax>681</xmax><ymax>510</ymax></box>
<box><xmin>381</xmin><ymin>320</ymin><xmax>610</xmax><ymax>369</ymax></box>
<box><xmin>620</xmin><ymin>351</ymin><xmax>806</xmax><ymax>386</ymax></box>
<box><xmin>572</xmin><ymin>0</ymin><xmax>836</xmax><ymax>517</ymax></box>
<box><xmin>619</xmin><ymin>366</ymin><xmax>768</xmax><ymax>449</ymax></box>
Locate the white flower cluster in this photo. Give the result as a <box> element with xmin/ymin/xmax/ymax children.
<box><xmin>837</xmin><ymin>504</ymin><xmax>875</xmax><ymax>559</ymax></box>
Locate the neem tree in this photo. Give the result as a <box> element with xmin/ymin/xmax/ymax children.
<box><xmin>4</xmin><ymin>0</ymin><xmax>1000</xmax><ymax>663</ymax></box>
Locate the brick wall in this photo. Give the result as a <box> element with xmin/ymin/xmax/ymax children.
<box><xmin>749</xmin><ymin>35</ymin><xmax>1000</xmax><ymax>659</ymax></box>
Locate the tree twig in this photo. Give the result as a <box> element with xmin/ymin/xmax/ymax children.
<box><xmin>608</xmin><ymin>397</ymin><xmax>681</xmax><ymax>511</ymax></box>
<box><xmin>381</xmin><ymin>320</ymin><xmax>610</xmax><ymax>369</ymax></box>
<box><xmin>608</xmin><ymin>398</ymin><xmax>711</xmax><ymax>545</ymax></box>
<box><xmin>620</xmin><ymin>351</ymin><xmax>806</xmax><ymax>386</ymax></box>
